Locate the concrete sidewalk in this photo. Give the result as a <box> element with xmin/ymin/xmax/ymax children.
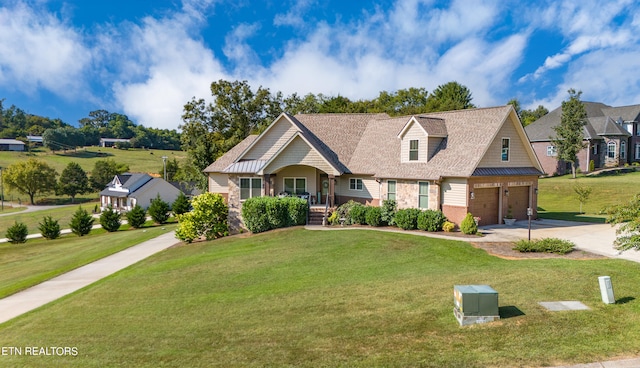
<box><xmin>0</xmin><ymin>231</ymin><xmax>179</xmax><ymax>324</ymax></box>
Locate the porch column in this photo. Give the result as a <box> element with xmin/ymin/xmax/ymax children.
<box><xmin>328</xmin><ymin>174</ymin><xmax>335</xmax><ymax>207</ymax></box>
<box><xmin>263</xmin><ymin>174</ymin><xmax>274</xmax><ymax>197</ymax></box>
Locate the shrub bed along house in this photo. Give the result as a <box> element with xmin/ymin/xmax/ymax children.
<box><xmin>242</xmin><ymin>196</ymin><xmax>308</xmax><ymax>233</ymax></box>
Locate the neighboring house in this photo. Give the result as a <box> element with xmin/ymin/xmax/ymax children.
<box><xmin>100</xmin><ymin>173</ymin><xmax>181</xmax><ymax>211</ymax></box>
<box><xmin>204</xmin><ymin>106</ymin><xmax>544</xmax><ymax>229</ymax></box>
<box><xmin>100</xmin><ymin>138</ymin><xmax>131</xmax><ymax>147</ymax></box>
<box><xmin>525</xmin><ymin>102</ymin><xmax>640</xmax><ymax>175</ymax></box>
<box><xmin>0</xmin><ymin>139</ymin><xmax>25</xmax><ymax>151</ymax></box>
<box><xmin>169</xmin><ymin>181</ymin><xmax>203</xmax><ymax>198</ymax></box>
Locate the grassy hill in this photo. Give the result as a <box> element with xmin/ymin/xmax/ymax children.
<box><xmin>1</xmin><ymin>228</ymin><xmax>639</xmax><ymax>367</ymax></box>
<box><xmin>0</xmin><ymin>147</ymin><xmax>188</xmax><ymax>204</ymax></box>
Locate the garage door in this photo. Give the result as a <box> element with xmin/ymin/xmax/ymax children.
<box><xmin>509</xmin><ymin>186</ymin><xmax>529</xmax><ymax>220</ymax></box>
<box><xmin>473</xmin><ymin>188</ymin><xmax>499</xmax><ymax>226</ymax></box>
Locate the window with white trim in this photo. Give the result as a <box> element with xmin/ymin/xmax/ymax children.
<box><xmin>418</xmin><ymin>181</ymin><xmax>429</xmax><ymax>209</ymax></box>
<box><xmin>607</xmin><ymin>141</ymin><xmax>616</xmax><ymax>159</ymax></box>
<box><xmin>546</xmin><ymin>145</ymin><xmax>557</xmax><ymax>156</ymax></box>
<box><xmin>593</xmin><ymin>144</ymin><xmax>599</xmax><ymax>155</ymax></box>
<box><xmin>501</xmin><ymin>138</ymin><xmax>510</xmax><ymax>162</ymax></box>
<box><xmin>636</xmin><ymin>123</ymin><xmax>640</xmax><ymax>136</ymax></box>
<box><xmin>409</xmin><ymin>140</ymin><xmax>419</xmax><ymax>161</ymax></box>
<box><xmin>350</xmin><ymin>178</ymin><xmax>363</xmax><ymax>191</ymax></box>
<box><xmin>621</xmin><ymin>141</ymin><xmax>627</xmax><ymax>160</ymax></box>
<box><xmin>284</xmin><ymin>177</ymin><xmax>307</xmax><ymax>195</ymax></box>
<box><xmin>240</xmin><ymin>177</ymin><xmax>262</xmax><ymax>200</ymax></box>
<box><xmin>387</xmin><ymin>180</ymin><xmax>396</xmax><ymax>201</ymax></box>
<box><xmin>635</xmin><ymin>143</ymin><xmax>640</xmax><ymax>160</ymax></box>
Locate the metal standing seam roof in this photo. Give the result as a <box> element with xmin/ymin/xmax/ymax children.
<box><xmin>223</xmin><ymin>160</ymin><xmax>268</xmax><ymax>173</ymax></box>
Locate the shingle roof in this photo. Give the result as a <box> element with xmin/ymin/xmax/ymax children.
<box><xmin>203</xmin><ymin>135</ymin><xmax>258</xmax><ymax>173</ymax></box>
<box><xmin>413</xmin><ymin>116</ymin><xmax>448</xmax><ymax>136</ymax></box>
<box><xmin>524</xmin><ymin>101</ymin><xmax>636</xmax><ymax>142</ymax></box>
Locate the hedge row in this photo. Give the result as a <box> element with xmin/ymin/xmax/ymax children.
<box><xmin>332</xmin><ymin>200</ymin><xmax>449</xmax><ymax>232</ymax></box>
<box><xmin>242</xmin><ymin>196</ymin><xmax>308</xmax><ymax>233</ymax></box>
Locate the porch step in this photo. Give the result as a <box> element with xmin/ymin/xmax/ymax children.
<box><xmin>307</xmin><ymin>207</ymin><xmax>333</xmax><ymax>226</ymax></box>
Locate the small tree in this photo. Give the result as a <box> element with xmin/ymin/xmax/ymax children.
<box><xmin>6</xmin><ymin>221</ymin><xmax>28</xmax><ymax>243</ymax></box>
<box><xmin>57</xmin><ymin>162</ymin><xmax>90</xmax><ymax>203</ymax></box>
<box><xmin>171</xmin><ymin>192</ymin><xmax>191</xmax><ymax>215</ymax></box>
<box><xmin>573</xmin><ymin>183</ymin><xmax>592</xmax><ymax>214</ymax></box>
<box><xmin>126</xmin><ymin>204</ymin><xmax>147</xmax><ymax>228</ymax></box>
<box><xmin>460</xmin><ymin>213</ymin><xmax>478</xmax><ymax>235</ymax></box>
<box><xmin>148</xmin><ymin>194</ymin><xmax>170</xmax><ymax>224</ymax></box>
<box><xmin>605</xmin><ymin>194</ymin><xmax>640</xmax><ymax>251</ymax></box>
<box><xmin>39</xmin><ymin>216</ymin><xmax>61</xmax><ymax>240</ymax></box>
<box><xmin>176</xmin><ymin>193</ymin><xmax>228</xmax><ymax>243</ymax></box>
<box><xmin>70</xmin><ymin>207</ymin><xmax>94</xmax><ymax>236</ymax></box>
<box><xmin>100</xmin><ymin>206</ymin><xmax>121</xmax><ymax>232</ymax></box>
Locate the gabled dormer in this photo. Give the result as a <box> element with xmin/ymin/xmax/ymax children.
<box><xmin>397</xmin><ymin>116</ymin><xmax>447</xmax><ymax>163</ymax></box>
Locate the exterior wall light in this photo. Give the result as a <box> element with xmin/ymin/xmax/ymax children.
<box><xmin>504</xmin><ymin>189</ymin><xmax>509</xmax><ymax>197</ymax></box>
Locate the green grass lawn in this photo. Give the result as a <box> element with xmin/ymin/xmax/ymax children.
<box><xmin>537</xmin><ymin>171</ymin><xmax>640</xmax><ymax>222</ymax></box>
<box><xmin>0</xmin><ymin>204</ymin><xmax>98</xmax><ymax>237</ymax></box>
<box><xmin>0</xmin><ymin>223</ymin><xmax>177</xmax><ymax>298</ymax></box>
<box><xmin>1</xmin><ymin>228</ymin><xmax>640</xmax><ymax>367</ymax></box>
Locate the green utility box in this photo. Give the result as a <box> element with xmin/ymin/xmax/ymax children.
<box><xmin>453</xmin><ymin>285</ymin><xmax>500</xmax><ymax>326</ymax></box>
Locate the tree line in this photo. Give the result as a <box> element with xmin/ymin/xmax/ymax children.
<box><xmin>179</xmin><ymin>79</ymin><xmax>548</xmax><ymax>188</ymax></box>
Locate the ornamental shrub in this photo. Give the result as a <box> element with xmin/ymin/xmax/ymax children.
<box><xmin>242</xmin><ymin>197</ymin><xmax>270</xmax><ymax>233</ymax></box>
<box><xmin>100</xmin><ymin>206</ymin><xmax>122</xmax><ymax>232</ymax></box>
<box><xmin>394</xmin><ymin>208</ymin><xmax>421</xmax><ymax>230</ymax></box>
<box><xmin>460</xmin><ymin>213</ymin><xmax>478</xmax><ymax>235</ymax></box>
<box><xmin>442</xmin><ymin>221</ymin><xmax>456</xmax><ymax>232</ymax></box>
<box><xmin>380</xmin><ymin>199</ymin><xmax>397</xmax><ymax>226</ymax></box>
<box><xmin>328</xmin><ymin>211</ymin><xmax>339</xmax><ymax>225</ymax></box>
<box><xmin>335</xmin><ymin>200</ymin><xmax>360</xmax><ymax>225</ymax></box>
<box><xmin>176</xmin><ymin>192</ymin><xmax>228</xmax><ymax>243</ymax></box>
<box><xmin>148</xmin><ymin>194</ymin><xmax>170</xmax><ymax>224</ymax></box>
<box><xmin>241</xmin><ymin>196</ymin><xmax>308</xmax><ymax>233</ymax></box>
<box><xmin>70</xmin><ymin>207</ymin><xmax>94</xmax><ymax>236</ymax></box>
<box><xmin>349</xmin><ymin>203</ymin><xmax>367</xmax><ymax>225</ymax></box>
<box><xmin>365</xmin><ymin>206</ymin><xmax>382</xmax><ymax>227</ymax></box>
<box><xmin>39</xmin><ymin>216</ymin><xmax>61</xmax><ymax>240</ymax></box>
<box><xmin>171</xmin><ymin>192</ymin><xmax>191</xmax><ymax>215</ymax></box>
<box><xmin>417</xmin><ymin>209</ymin><xmax>447</xmax><ymax>232</ymax></box>
<box><xmin>513</xmin><ymin>238</ymin><xmax>575</xmax><ymax>254</ymax></box>
<box><xmin>6</xmin><ymin>221</ymin><xmax>28</xmax><ymax>243</ymax></box>
<box><xmin>126</xmin><ymin>204</ymin><xmax>147</xmax><ymax>229</ymax></box>
<box><xmin>281</xmin><ymin>196</ymin><xmax>308</xmax><ymax>226</ymax></box>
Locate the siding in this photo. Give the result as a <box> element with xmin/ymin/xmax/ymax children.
<box><xmin>242</xmin><ymin>118</ymin><xmax>298</xmax><ymax>160</ymax></box>
<box><xmin>336</xmin><ymin>175</ymin><xmax>379</xmax><ymax>200</ymax></box>
<box><xmin>441</xmin><ymin>178</ymin><xmax>467</xmax><ymax>206</ymax></box>
<box><xmin>272</xmin><ymin>166</ymin><xmax>317</xmax><ymax>195</ymax></box>
<box><xmin>400</xmin><ymin>122</ymin><xmax>427</xmax><ymax>163</ymax></box>
<box><xmin>209</xmin><ymin>173</ymin><xmax>228</xmax><ymax>193</ymax></box>
<box><xmin>428</xmin><ymin>136</ymin><xmax>443</xmax><ymax>159</ymax></box>
<box><xmin>262</xmin><ymin>136</ymin><xmax>338</xmax><ymax>174</ymax></box>
<box><xmin>477</xmin><ymin>116</ymin><xmax>535</xmax><ymax>167</ymax></box>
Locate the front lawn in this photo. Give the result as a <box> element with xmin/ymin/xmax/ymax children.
<box><xmin>0</xmin><ymin>204</ymin><xmax>97</xmax><ymax>237</ymax></box>
<box><xmin>1</xmin><ymin>228</ymin><xmax>640</xmax><ymax>367</ymax></box>
<box><xmin>0</xmin><ymin>223</ymin><xmax>177</xmax><ymax>298</ymax></box>
<box><xmin>537</xmin><ymin>171</ymin><xmax>640</xmax><ymax>222</ymax></box>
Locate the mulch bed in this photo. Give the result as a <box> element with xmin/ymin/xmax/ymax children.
<box><xmin>469</xmin><ymin>242</ymin><xmax>607</xmax><ymax>260</ymax></box>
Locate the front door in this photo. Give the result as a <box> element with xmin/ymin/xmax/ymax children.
<box><xmin>319</xmin><ymin>174</ymin><xmax>329</xmax><ymax>204</ymax></box>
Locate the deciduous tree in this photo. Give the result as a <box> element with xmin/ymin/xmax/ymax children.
<box><xmin>58</xmin><ymin>162</ymin><xmax>90</xmax><ymax>203</ymax></box>
<box><xmin>3</xmin><ymin>158</ymin><xmax>58</xmax><ymax>204</ymax></box>
<box><xmin>90</xmin><ymin>159</ymin><xmax>129</xmax><ymax>191</ymax></box>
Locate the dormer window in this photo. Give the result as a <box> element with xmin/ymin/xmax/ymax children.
<box><xmin>409</xmin><ymin>140</ymin><xmax>419</xmax><ymax>161</ymax></box>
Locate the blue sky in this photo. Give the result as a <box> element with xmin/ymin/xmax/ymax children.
<box><xmin>1</xmin><ymin>0</ymin><xmax>640</xmax><ymax>131</ymax></box>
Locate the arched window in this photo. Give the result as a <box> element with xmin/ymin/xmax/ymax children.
<box><xmin>607</xmin><ymin>141</ymin><xmax>616</xmax><ymax>159</ymax></box>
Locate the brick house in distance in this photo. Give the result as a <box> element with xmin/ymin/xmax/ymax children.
<box><xmin>205</xmin><ymin>106</ymin><xmax>544</xmax><ymax>229</ymax></box>
<box><xmin>525</xmin><ymin>103</ymin><xmax>640</xmax><ymax>175</ymax></box>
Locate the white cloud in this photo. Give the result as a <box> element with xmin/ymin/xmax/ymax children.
<box><xmin>0</xmin><ymin>2</ymin><xmax>90</xmax><ymax>98</ymax></box>
<box><xmin>274</xmin><ymin>0</ymin><xmax>316</xmax><ymax>28</ymax></box>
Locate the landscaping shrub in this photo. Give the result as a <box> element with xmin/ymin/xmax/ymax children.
<box><xmin>281</xmin><ymin>196</ymin><xmax>308</xmax><ymax>226</ymax></box>
<box><xmin>349</xmin><ymin>203</ymin><xmax>368</xmax><ymax>225</ymax></box>
<box><xmin>172</xmin><ymin>192</ymin><xmax>191</xmax><ymax>215</ymax></box>
<box><xmin>241</xmin><ymin>196</ymin><xmax>308</xmax><ymax>233</ymax></box>
<box><xmin>6</xmin><ymin>221</ymin><xmax>28</xmax><ymax>243</ymax></box>
<box><xmin>394</xmin><ymin>208</ymin><xmax>421</xmax><ymax>230</ymax></box>
<box><xmin>513</xmin><ymin>238</ymin><xmax>575</xmax><ymax>254</ymax></box>
<box><xmin>148</xmin><ymin>195</ymin><xmax>170</xmax><ymax>224</ymax></box>
<box><xmin>70</xmin><ymin>207</ymin><xmax>94</xmax><ymax>236</ymax></box>
<box><xmin>460</xmin><ymin>213</ymin><xmax>478</xmax><ymax>235</ymax></box>
<box><xmin>39</xmin><ymin>216</ymin><xmax>61</xmax><ymax>240</ymax></box>
<box><xmin>417</xmin><ymin>209</ymin><xmax>447</xmax><ymax>232</ymax></box>
<box><xmin>126</xmin><ymin>205</ymin><xmax>147</xmax><ymax>229</ymax></box>
<box><xmin>328</xmin><ymin>211</ymin><xmax>338</xmax><ymax>225</ymax></box>
<box><xmin>442</xmin><ymin>221</ymin><xmax>455</xmax><ymax>232</ymax></box>
<box><xmin>380</xmin><ymin>199</ymin><xmax>397</xmax><ymax>226</ymax></box>
<box><xmin>176</xmin><ymin>193</ymin><xmax>228</xmax><ymax>243</ymax></box>
<box><xmin>335</xmin><ymin>200</ymin><xmax>360</xmax><ymax>225</ymax></box>
<box><xmin>365</xmin><ymin>206</ymin><xmax>382</xmax><ymax>227</ymax></box>
<box><xmin>100</xmin><ymin>206</ymin><xmax>122</xmax><ymax>232</ymax></box>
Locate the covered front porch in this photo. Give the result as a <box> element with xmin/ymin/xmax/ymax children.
<box><xmin>263</xmin><ymin>165</ymin><xmax>337</xmax><ymax>207</ymax></box>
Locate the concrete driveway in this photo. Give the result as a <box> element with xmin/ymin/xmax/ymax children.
<box><xmin>479</xmin><ymin>218</ymin><xmax>640</xmax><ymax>263</ymax></box>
